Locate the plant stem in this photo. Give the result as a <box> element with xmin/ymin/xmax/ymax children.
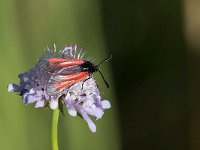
<box><xmin>52</xmin><ymin>108</ymin><xmax>59</xmax><ymax>150</ymax></box>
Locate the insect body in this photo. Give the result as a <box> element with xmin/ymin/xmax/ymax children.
<box><xmin>46</xmin><ymin>55</ymin><xmax>111</xmax><ymax>96</ymax></box>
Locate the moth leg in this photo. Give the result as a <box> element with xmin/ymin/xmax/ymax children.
<box><xmin>81</xmin><ymin>76</ymin><xmax>91</xmax><ymax>90</ymax></box>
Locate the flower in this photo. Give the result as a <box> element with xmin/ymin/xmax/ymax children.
<box><xmin>8</xmin><ymin>44</ymin><xmax>111</xmax><ymax>132</ymax></box>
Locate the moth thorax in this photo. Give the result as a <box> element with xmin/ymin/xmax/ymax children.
<box><xmin>81</xmin><ymin>61</ymin><xmax>98</xmax><ymax>73</ymax></box>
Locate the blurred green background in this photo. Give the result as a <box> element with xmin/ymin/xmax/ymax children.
<box><xmin>1</xmin><ymin>0</ymin><xmax>200</xmax><ymax>150</ymax></box>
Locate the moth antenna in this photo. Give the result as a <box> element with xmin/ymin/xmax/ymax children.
<box><xmin>98</xmin><ymin>69</ymin><xmax>109</xmax><ymax>88</ymax></box>
<box><xmin>97</xmin><ymin>54</ymin><xmax>112</xmax><ymax>67</ymax></box>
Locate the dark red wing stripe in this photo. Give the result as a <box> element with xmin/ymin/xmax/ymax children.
<box><xmin>46</xmin><ymin>72</ymin><xmax>88</xmax><ymax>95</ymax></box>
<box><xmin>48</xmin><ymin>58</ymin><xmax>84</xmax><ymax>67</ymax></box>
<box><xmin>55</xmin><ymin>73</ymin><xmax>88</xmax><ymax>91</ymax></box>
<box><xmin>52</xmin><ymin>72</ymin><xmax>88</xmax><ymax>81</ymax></box>
<box><xmin>57</xmin><ymin>65</ymin><xmax>81</xmax><ymax>75</ymax></box>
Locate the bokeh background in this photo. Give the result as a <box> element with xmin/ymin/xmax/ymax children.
<box><xmin>1</xmin><ymin>0</ymin><xmax>200</xmax><ymax>150</ymax></box>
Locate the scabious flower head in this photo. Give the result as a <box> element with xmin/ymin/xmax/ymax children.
<box><xmin>8</xmin><ymin>44</ymin><xmax>111</xmax><ymax>132</ymax></box>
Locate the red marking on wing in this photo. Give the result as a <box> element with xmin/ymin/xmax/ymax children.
<box><xmin>46</xmin><ymin>72</ymin><xmax>88</xmax><ymax>95</ymax></box>
<box><xmin>59</xmin><ymin>72</ymin><xmax>87</xmax><ymax>81</ymax></box>
<box><xmin>48</xmin><ymin>58</ymin><xmax>84</xmax><ymax>67</ymax></box>
<box><xmin>56</xmin><ymin>72</ymin><xmax>88</xmax><ymax>91</ymax></box>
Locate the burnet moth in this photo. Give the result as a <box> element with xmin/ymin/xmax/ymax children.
<box><xmin>45</xmin><ymin>53</ymin><xmax>112</xmax><ymax>96</ymax></box>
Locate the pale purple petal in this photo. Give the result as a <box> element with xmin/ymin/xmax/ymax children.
<box><xmin>67</xmin><ymin>105</ymin><xmax>77</xmax><ymax>117</ymax></box>
<box><xmin>94</xmin><ymin>108</ymin><xmax>104</xmax><ymax>120</ymax></box>
<box><xmin>84</xmin><ymin>107</ymin><xmax>104</xmax><ymax>120</ymax></box>
<box><xmin>81</xmin><ymin>112</ymin><xmax>96</xmax><ymax>133</ymax></box>
<box><xmin>102</xmin><ymin>100</ymin><xmax>111</xmax><ymax>109</ymax></box>
<box><xmin>24</xmin><ymin>95</ymin><xmax>38</xmax><ymax>104</ymax></box>
<box><xmin>35</xmin><ymin>100</ymin><xmax>45</xmax><ymax>108</ymax></box>
<box><xmin>8</xmin><ymin>84</ymin><xmax>21</xmax><ymax>92</ymax></box>
<box><xmin>50</xmin><ymin>99</ymin><xmax>58</xmax><ymax>110</ymax></box>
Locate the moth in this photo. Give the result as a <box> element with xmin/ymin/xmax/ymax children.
<box><xmin>43</xmin><ymin>54</ymin><xmax>112</xmax><ymax>96</ymax></box>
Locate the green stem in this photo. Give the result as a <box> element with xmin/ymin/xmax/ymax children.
<box><xmin>52</xmin><ymin>108</ymin><xmax>60</xmax><ymax>150</ymax></box>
